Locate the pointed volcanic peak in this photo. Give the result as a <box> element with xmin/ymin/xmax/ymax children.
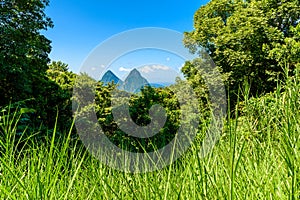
<box><xmin>122</xmin><ymin>68</ymin><xmax>149</xmax><ymax>93</ymax></box>
<box><xmin>100</xmin><ymin>70</ymin><xmax>123</xmax><ymax>85</ymax></box>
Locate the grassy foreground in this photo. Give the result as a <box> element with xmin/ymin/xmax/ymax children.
<box><xmin>0</xmin><ymin>76</ymin><xmax>299</xmax><ymax>199</ymax></box>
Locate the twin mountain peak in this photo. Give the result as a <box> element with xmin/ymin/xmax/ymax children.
<box><xmin>100</xmin><ymin>68</ymin><xmax>150</xmax><ymax>93</ymax></box>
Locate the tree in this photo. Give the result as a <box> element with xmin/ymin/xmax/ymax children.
<box><xmin>183</xmin><ymin>0</ymin><xmax>300</xmax><ymax>104</ymax></box>
<box><xmin>268</xmin><ymin>23</ymin><xmax>300</xmax><ymax>74</ymax></box>
<box><xmin>73</xmin><ymin>74</ymin><xmax>182</xmax><ymax>152</ymax></box>
<box><xmin>44</xmin><ymin>61</ymin><xmax>77</xmax><ymax>131</ymax></box>
<box><xmin>47</xmin><ymin>61</ymin><xmax>76</xmax><ymax>91</ymax></box>
<box><xmin>0</xmin><ymin>0</ymin><xmax>53</xmax><ymax>107</ymax></box>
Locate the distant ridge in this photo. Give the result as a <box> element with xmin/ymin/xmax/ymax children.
<box><xmin>148</xmin><ymin>82</ymin><xmax>173</xmax><ymax>88</ymax></box>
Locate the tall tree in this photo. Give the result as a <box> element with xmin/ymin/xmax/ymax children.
<box><xmin>44</xmin><ymin>61</ymin><xmax>77</xmax><ymax>130</ymax></box>
<box><xmin>0</xmin><ymin>0</ymin><xmax>53</xmax><ymax>106</ymax></box>
<box><xmin>183</xmin><ymin>0</ymin><xmax>300</xmax><ymax>104</ymax></box>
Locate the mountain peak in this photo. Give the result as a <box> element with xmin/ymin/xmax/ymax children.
<box><xmin>100</xmin><ymin>68</ymin><xmax>151</xmax><ymax>93</ymax></box>
<box><xmin>106</xmin><ymin>70</ymin><xmax>113</xmax><ymax>74</ymax></box>
<box><xmin>129</xmin><ymin>68</ymin><xmax>140</xmax><ymax>75</ymax></box>
<box><xmin>101</xmin><ymin>70</ymin><xmax>122</xmax><ymax>85</ymax></box>
<box><xmin>123</xmin><ymin>68</ymin><xmax>149</xmax><ymax>93</ymax></box>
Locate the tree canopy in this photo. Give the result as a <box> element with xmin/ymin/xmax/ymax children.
<box><xmin>183</xmin><ymin>0</ymin><xmax>300</xmax><ymax>102</ymax></box>
<box><xmin>0</xmin><ymin>0</ymin><xmax>53</xmax><ymax>106</ymax></box>
<box><xmin>0</xmin><ymin>1</ymin><xmax>78</xmax><ymax>132</ymax></box>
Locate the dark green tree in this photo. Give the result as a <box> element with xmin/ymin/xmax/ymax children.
<box><xmin>100</xmin><ymin>86</ymin><xmax>181</xmax><ymax>152</ymax></box>
<box><xmin>0</xmin><ymin>0</ymin><xmax>53</xmax><ymax>106</ymax></box>
<box><xmin>183</xmin><ymin>0</ymin><xmax>300</xmax><ymax>104</ymax></box>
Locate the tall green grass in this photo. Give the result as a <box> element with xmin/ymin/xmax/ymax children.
<box><xmin>0</xmin><ymin>74</ymin><xmax>299</xmax><ymax>199</ymax></box>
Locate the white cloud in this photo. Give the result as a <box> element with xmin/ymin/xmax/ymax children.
<box><xmin>152</xmin><ymin>65</ymin><xmax>169</xmax><ymax>70</ymax></box>
<box><xmin>138</xmin><ymin>65</ymin><xmax>180</xmax><ymax>83</ymax></box>
<box><xmin>139</xmin><ymin>66</ymin><xmax>153</xmax><ymax>73</ymax></box>
<box><xmin>139</xmin><ymin>65</ymin><xmax>170</xmax><ymax>73</ymax></box>
<box><xmin>119</xmin><ymin>67</ymin><xmax>132</xmax><ymax>72</ymax></box>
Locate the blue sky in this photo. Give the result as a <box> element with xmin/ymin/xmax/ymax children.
<box><xmin>44</xmin><ymin>0</ymin><xmax>209</xmax><ymax>78</ymax></box>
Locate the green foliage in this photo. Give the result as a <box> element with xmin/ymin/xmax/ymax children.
<box><xmin>0</xmin><ymin>0</ymin><xmax>53</xmax><ymax>106</ymax></box>
<box><xmin>267</xmin><ymin>23</ymin><xmax>300</xmax><ymax>71</ymax></box>
<box><xmin>0</xmin><ymin>101</ymin><xmax>38</xmax><ymax>158</ymax></box>
<box><xmin>0</xmin><ymin>76</ymin><xmax>299</xmax><ymax>198</ymax></box>
<box><xmin>0</xmin><ymin>1</ymin><xmax>77</xmax><ymax>134</ymax></box>
<box><xmin>73</xmin><ymin>73</ymin><xmax>182</xmax><ymax>152</ymax></box>
<box><xmin>184</xmin><ymin>0</ymin><xmax>300</xmax><ymax>104</ymax></box>
<box><xmin>45</xmin><ymin>61</ymin><xmax>77</xmax><ymax>131</ymax></box>
<box><xmin>96</xmin><ymin>84</ymin><xmax>181</xmax><ymax>152</ymax></box>
<box><xmin>1</xmin><ymin>0</ymin><xmax>299</xmax><ymax>197</ymax></box>
<box><xmin>238</xmin><ymin>66</ymin><xmax>300</xmax><ymax>142</ymax></box>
